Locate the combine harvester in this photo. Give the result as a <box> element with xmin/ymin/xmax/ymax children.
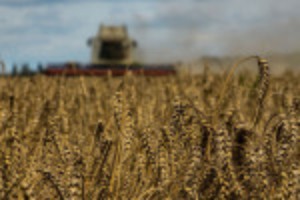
<box><xmin>44</xmin><ymin>25</ymin><xmax>176</xmax><ymax>76</ymax></box>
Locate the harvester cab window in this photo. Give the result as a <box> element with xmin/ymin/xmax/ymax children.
<box><xmin>100</xmin><ymin>41</ymin><xmax>127</xmax><ymax>60</ymax></box>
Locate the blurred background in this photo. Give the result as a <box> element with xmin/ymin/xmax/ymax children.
<box><xmin>0</xmin><ymin>0</ymin><xmax>300</xmax><ymax>73</ymax></box>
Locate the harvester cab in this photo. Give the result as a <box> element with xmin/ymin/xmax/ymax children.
<box><xmin>87</xmin><ymin>25</ymin><xmax>137</xmax><ymax>65</ymax></box>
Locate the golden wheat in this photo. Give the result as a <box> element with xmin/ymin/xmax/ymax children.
<box><xmin>0</xmin><ymin>59</ymin><xmax>298</xmax><ymax>199</ymax></box>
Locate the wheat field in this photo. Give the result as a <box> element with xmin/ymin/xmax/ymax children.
<box><xmin>0</xmin><ymin>58</ymin><xmax>299</xmax><ymax>199</ymax></box>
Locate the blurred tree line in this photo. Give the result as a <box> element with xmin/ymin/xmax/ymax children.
<box><xmin>11</xmin><ymin>63</ymin><xmax>44</xmax><ymax>76</ymax></box>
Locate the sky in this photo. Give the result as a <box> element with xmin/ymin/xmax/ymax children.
<box><xmin>0</xmin><ymin>0</ymin><xmax>300</xmax><ymax>70</ymax></box>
